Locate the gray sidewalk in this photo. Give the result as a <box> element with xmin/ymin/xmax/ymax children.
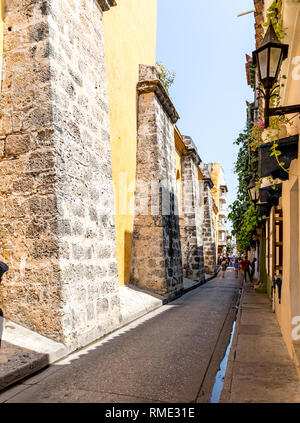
<box><xmin>221</xmin><ymin>281</ymin><xmax>300</xmax><ymax>403</ymax></box>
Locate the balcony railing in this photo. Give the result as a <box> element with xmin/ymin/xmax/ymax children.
<box><xmin>218</xmin><ymin>222</ymin><xmax>226</xmax><ymax>231</ymax></box>
<box><xmin>219</xmin><ymin>207</ymin><xmax>227</xmax><ymax>216</ymax></box>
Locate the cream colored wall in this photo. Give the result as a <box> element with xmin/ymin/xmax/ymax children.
<box><xmin>276</xmin><ymin>159</ymin><xmax>300</xmax><ymax>373</ymax></box>
<box><xmin>103</xmin><ymin>0</ymin><xmax>157</xmax><ymax>285</ymax></box>
<box><xmin>210</xmin><ymin>163</ymin><xmax>221</xmax><ymax>257</ymax></box>
<box><xmin>273</xmin><ymin>0</ymin><xmax>300</xmax><ymax>374</ymax></box>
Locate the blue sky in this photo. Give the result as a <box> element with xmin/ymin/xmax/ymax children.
<box><xmin>156</xmin><ymin>0</ymin><xmax>256</xmax><ymax>209</ymax></box>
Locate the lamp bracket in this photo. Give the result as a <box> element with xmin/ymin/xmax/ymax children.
<box><xmin>269</xmin><ymin>105</ymin><xmax>300</xmax><ymax>117</ymax></box>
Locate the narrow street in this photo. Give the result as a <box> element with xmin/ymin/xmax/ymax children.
<box><xmin>0</xmin><ymin>270</ymin><xmax>242</xmax><ymax>403</ymax></box>
<box><xmin>1</xmin><ymin>0</ymin><xmax>300</xmax><ymax>408</ymax></box>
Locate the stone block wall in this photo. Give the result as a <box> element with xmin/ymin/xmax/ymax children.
<box><xmin>0</xmin><ymin>0</ymin><xmax>61</xmax><ymax>341</ymax></box>
<box><xmin>180</xmin><ymin>137</ymin><xmax>205</xmax><ymax>283</ymax></box>
<box><xmin>131</xmin><ymin>65</ymin><xmax>183</xmax><ymax>300</ymax></box>
<box><xmin>201</xmin><ymin>165</ymin><xmax>217</xmax><ymax>275</ymax></box>
<box><xmin>0</xmin><ymin>0</ymin><xmax>121</xmax><ymax>349</ymax></box>
<box><xmin>254</xmin><ymin>0</ymin><xmax>265</xmax><ymax>47</ymax></box>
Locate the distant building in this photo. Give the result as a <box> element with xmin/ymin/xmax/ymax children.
<box><xmin>208</xmin><ymin>163</ymin><xmax>228</xmax><ymax>257</ymax></box>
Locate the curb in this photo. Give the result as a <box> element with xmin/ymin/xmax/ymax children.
<box><xmin>219</xmin><ymin>283</ymin><xmax>244</xmax><ymax>402</ymax></box>
<box><xmin>183</xmin><ymin>270</ymin><xmax>220</xmax><ymax>295</ymax></box>
<box><xmin>0</xmin><ymin>353</ymin><xmax>49</xmax><ymax>391</ymax></box>
<box><xmin>0</xmin><ymin>272</ymin><xmax>220</xmax><ymax>392</ymax></box>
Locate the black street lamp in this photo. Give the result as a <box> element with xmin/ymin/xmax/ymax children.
<box><xmin>253</xmin><ymin>24</ymin><xmax>300</xmax><ymax>127</ymax></box>
<box><xmin>247</xmin><ymin>178</ymin><xmax>258</xmax><ymax>206</ymax></box>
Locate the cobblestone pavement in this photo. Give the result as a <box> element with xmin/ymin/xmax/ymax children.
<box><xmin>0</xmin><ymin>270</ymin><xmax>241</xmax><ymax>403</ymax></box>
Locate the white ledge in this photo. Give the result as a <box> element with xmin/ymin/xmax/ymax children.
<box><xmin>137</xmin><ymin>79</ymin><xmax>180</xmax><ymax>124</ymax></box>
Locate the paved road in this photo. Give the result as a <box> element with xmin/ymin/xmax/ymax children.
<box><xmin>0</xmin><ymin>269</ymin><xmax>242</xmax><ymax>403</ymax></box>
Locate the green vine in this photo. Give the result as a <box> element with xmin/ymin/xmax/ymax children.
<box><xmin>228</xmin><ymin>128</ymin><xmax>260</xmax><ymax>253</ymax></box>
<box><xmin>229</xmin><ymin>0</ymin><xmax>300</xmax><ymax>253</ymax></box>
<box><xmin>263</xmin><ymin>0</ymin><xmax>287</xmax><ymax>40</ymax></box>
<box><xmin>249</xmin><ymin>121</ymin><xmax>264</xmax><ymax>151</ymax></box>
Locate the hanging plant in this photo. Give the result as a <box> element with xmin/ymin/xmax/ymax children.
<box><xmin>249</xmin><ymin>120</ymin><xmax>265</xmax><ymax>151</ymax></box>
<box><xmin>228</xmin><ymin>127</ymin><xmax>260</xmax><ymax>253</ymax></box>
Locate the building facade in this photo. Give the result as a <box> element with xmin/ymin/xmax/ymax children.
<box><xmin>103</xmin><ymin>0</ymin><xmax>157</xmax><ymax>286</ymax></box>
<box><xmin>0</xmin><ymin>0</ymin><xmax>219</xmax><ymax>352</ymax></box>
<box><xmin>0</xmin><ymin>0</ymin><xmax>122</xmax><ymax>350</ymax></box>
<box><xmin>208</xmin><ymin>163</ymin><xmax>228</xmax><ymax>257</ymax></box>
<box><xmin>250</xmin><ymin>0</ymin><xmax>300</xmax><ymax>375</ymax></box>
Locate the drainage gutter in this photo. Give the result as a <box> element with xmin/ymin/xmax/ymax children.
<box><xmin>210</xmin><ymin>286</ymin><xmax>243</xmax><ymax>403</ymax></box>
<box><xmin>218</xmin><ymin>286</ymin><xmax>244</xmax><ymax>403</ymax></box>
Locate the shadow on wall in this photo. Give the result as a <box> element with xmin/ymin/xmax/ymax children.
<box><xmin>204</xmin><ymin>242</ymin><xmax>217</xmax><ymax>276</ymax></box>
<box><xmin>124</xmin><ymin>230</ymin><xmax>133</xmax><ymax>285</ymax></box>
<box><xmin>182</xmin><ymin>244</ymin><xmax>205</xmax><ymax>283</ymax></box>
<box><xmin>131</xmin><ymin>186</ymin><xmax>183</xmax><ymax>298</ymax></box>
<box><xmin>162</xmin><ymin>188</ymin><xmax>183</xmax><ymax>291</ymax></box>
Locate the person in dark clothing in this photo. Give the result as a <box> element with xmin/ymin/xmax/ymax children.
<box><xmin>0</xmin><ymin>262</ymin><xmax>8</xmax><ymax>282</ymax></box>
<box><xmin>241</xmin><ymin>257</ymin><xmax>251</xmax><ymax>282</ymax></box>
<box><xmin>221</xmin><ymin>257</ymin><xmax>227</xmax><ymax>279</ymax></box>
<box><xmin>234</xmin><ymin>258</ymin><xmax>239</xmax><ymax>278</ymax></box>
<box><xmin>250</xmin><ymin>258</ymin><xmax>257</xmax><ymax>282</ymax></box>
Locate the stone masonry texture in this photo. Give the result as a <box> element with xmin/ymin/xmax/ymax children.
<box><xmin>0</xmin><ymin>0</ymin><xmax>121</xmax><ymax>350</ymax></box>
<box><xmin>180</xmin><ymin>136</ymin><xmax>205</xmax><ymax>283</ymax></box>
<box><xmin>254</xmin><ymin>0</ymin><xmax>265</xmax><ymax>48</ymax></box>
<box><xmin>131</xmin><ymin>65</ymin><xmax>183</xmax><ymax>300</ymax></box>
<box><xmin>201</xmin><ymin>164</ymin><xmax>217</xmax><ymax>275</ymax></box>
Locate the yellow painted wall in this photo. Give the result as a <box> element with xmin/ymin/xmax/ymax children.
<box><xmin>103</xmin><ymin>0</ymin><xmax>157</xmax><ymax>285</ymax></box>
<box><xmin>175</xmin><ymin>148</ymin><xmax>182</xmax><ymax>211</ymax></box>
<box><xmin>174</xmin><ymin>127</ymin><xmax>186</xmax><ymax>217</ymax></box>
<box><xmin>175</xmin><ymin>149</ymin><xmax>182</xmax><ymax>182</ymax></box>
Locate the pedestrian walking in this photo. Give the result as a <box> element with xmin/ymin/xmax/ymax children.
<box><xmin>242</xmin><ymin>256</ymin><xmax>251</xmax><ymax>282</ymax></box>
<box><xmin>0</xmin><ymin>262</ymin><xmax>8</xmax><ymax>284</ymax></box>
<box><xmin>250</xmin><ymin>258</ymin><xmax>257</xmax><ymax>282</ymax></box>
<box><xmin>234</xmin><ymin>258</ymin><xmax>239</xmax><ymax>278</ymax></box>
<box><xmin>238</xmin><ymin>257</ymin><xmax>242</xmax><ymax>275</ymax></box>
<box><xmin>221</xmin><ymin>257</ymin><xmax>227</xmax><ymax>279</ymax></box>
